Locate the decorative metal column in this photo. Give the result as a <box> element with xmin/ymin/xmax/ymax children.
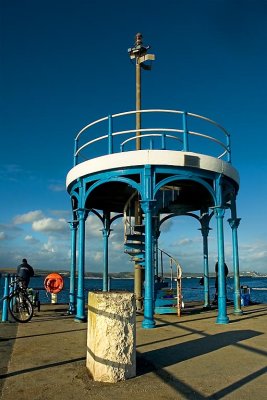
<box><xmin>199</xmin><ymin>212</ymin><xmax>211</xmax><ymax>309</ymax></box>
<box><xmin>141</xmin><ymin>199</ymin><xmax>156</xmax><ymax>329</ymax></box>
<box><xmin>140</xmin><ymin>165</ymin><xmax>156</xmax><ymax>328</ymax></box>
<box><xmin>68</xmin><ymin>221</ymin><xmax>78</xmax><ymax>315</ymax></box>
<box><xmin>228</xmin><ymin>197</ymin><xmax>242</xmax><ymax>315</ymax></box>
<box><xmin>75</xmin><ymin>208</ymin><xmax>88</xmax><ymax>322</ymax></box>
<box><xmin>102</xmin><ymin>211</ymin><xmax>111</xmax><ymax>292</ymax></box>
<box><xmin>215</xmin><ymin>206</ymin><xmax>229</xmax><ymax>324</ymax></box>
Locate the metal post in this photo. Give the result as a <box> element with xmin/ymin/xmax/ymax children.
<box><xmin>136</xmin><ymin>56</ymin><xmax>141</xmax><ymax>150</ymax></box>
<box><xmin>102</xmin><ymin>211</ymin><xmax>111</xmax><ymax>292</ymax></box>
<box><xmin>228</xmin><ymin>199</ymin><xmax>242</xmax><ymax>315</ymax></box>
<box><xmin>2</xmin><ymin>274</ymin><xmax>9</xmax><ymax>322</ymax></box>
<box><xmin>74</xmin><ymin>139</ymin><xmax>78</xmax><ymax>166</ymax></box>
<box><xmin>75</xmin><ymin>209</ymin><xmax>88</xmax><ymax>322</ymax></box>
<box><xmin>215</xmin><ymin>207</ymin><xmax>229</xmax><ymax>324</ymax></box>
<box><xmin>68</xmin><ymin>221</ymin><xmax>78</xmax><ymax>315</ymax></box>
<box><xmin>108</xmin><ymin>115</ymin><xmax>113</xmax><ymax>154</ymax></box>
<box><xmin>141</xmin><ymin>200</ymin><xmax>156</xmax><ymax>329</ymax></box>
<box><xmin>200</xmin><ymin>215</ymin><xmax>211</xmax><ymax>309</ymax></box>
<box><xmin>182</xmin><ymin>112</ymin><xmax>189</xmax><ymax>152</ymax></box>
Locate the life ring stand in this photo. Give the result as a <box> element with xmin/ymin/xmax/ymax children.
<box><xmin>44</xmin><ymin>273</ymin><xmax>64</xmax><ymax>294</ymax></box>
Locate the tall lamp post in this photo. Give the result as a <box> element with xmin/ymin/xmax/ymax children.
<box><xmin>128</xmin><ymin>34</ymin><xmax>155</xmax><ymax>310</ymax></box>
<box><xmin>128</xmin><ymin>33</ymin><xmax>155</xmax><ymax>150</ymax></box>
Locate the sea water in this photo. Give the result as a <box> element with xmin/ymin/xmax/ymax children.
<box><xmin>22</xmin><ymin>276</ymin><xmax>267</xmax><ymax>305</ymax></box>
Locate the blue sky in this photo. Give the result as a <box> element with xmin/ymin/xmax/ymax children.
<box><xmin>1</xmin><ymin>0</ymin><xmax>266</xmax><ymax>273</ymax></box>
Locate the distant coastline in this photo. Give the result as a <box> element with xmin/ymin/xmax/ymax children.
<box><xmin>0</xmin><ymin>268</ymin><xmax>266</xmax><ymax>278</ymax></box>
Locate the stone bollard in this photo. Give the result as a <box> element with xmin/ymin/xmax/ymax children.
<box><xmin>51</xmin><ymin>293</ymin><xmax>57</xmax><ymax>304</ymax></box>
<box><xmin>87</xmin><ymin>291</ymin><xmax>136</xmax><ymax>383</ymax></box>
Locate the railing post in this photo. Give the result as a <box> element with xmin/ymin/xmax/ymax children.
<box><xmin>227</xmin><ymin>134</ymin><xmax>231</xmax><ymax>163</ymax></box>
<box><xmin>74</xmin><ymin>139</ymin><xmax>78</xmax><ymax>166</ymax></box>
<box><xmin>182</xmin><ymin>112</ymin><xmax>189</xmax><ymax>152</ymax></box>
<box><xmin>108</xmin><ymin>115</ymin><xmax>113</xmax><ymax>154</ymax></box>
<box><xmin>161</xmin><ymin>133</ymin><xmax>166</xmax><ymax>150</ymax></box>
<box><xmin>2</xmin><ymin>274</ymin><xmax>9</xmax><ymax>322</ymax></box>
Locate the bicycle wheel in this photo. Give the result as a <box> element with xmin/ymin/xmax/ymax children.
<box><xmin>8</xmin><ymin>292</ymin><xmax>34</xmax><ymax>323</ymax></box>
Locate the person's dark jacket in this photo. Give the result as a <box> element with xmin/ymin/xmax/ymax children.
<box><xmin>17</xmin><ymin>260</ymin><xmax>34</xmax><ymax>288</ymax></box>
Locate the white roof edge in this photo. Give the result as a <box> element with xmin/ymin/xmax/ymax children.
<box><xmin>66</xmin><ymin>150</ymin><xmax>240</xmax><ymax>188</ymax></box>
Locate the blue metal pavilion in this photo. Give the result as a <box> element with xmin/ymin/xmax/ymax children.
<box><xmin>66</xmin><ymin>108</ymin><xmax>242</xmax><ymax>328</ymax></box>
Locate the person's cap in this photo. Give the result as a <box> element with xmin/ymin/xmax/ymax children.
<box><xmin>22</xmin><ymin>258</ymin><xmax>27</xmax><ymax>263</ymax></box>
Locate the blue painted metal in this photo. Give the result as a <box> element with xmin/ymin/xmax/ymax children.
<box><xmin>215</xmin><ymin>206</ymin><xmax>229</xmax><ymax>324</ymax></box>
<box><xmin>108</xmin><ymin>115</ymin><xmax>113</xmax><ymax>155</ymax></box>
<box><xmin>161</xmin><ymin>133</ymin><xmax>166</xmax><ymax>150</ymax></box>
<box><xmin>102</xmin><ymin>212</ymin><xmax>111</xmax><ymax>292</ymax></box>
<box><xmin>141</xmin><ymin>199</ymin><xmax>156</xmax><ymax>329</ymax></box>
<box><xmin>73</xmin><ymin>110</ymin><xmax>231</xmax><ymax>164</ymax></box>
<box><xmin>67</xmin><ymin>108</ymin><xmax>240</xmax><ymax>327</ymax></box>
<box><xmin>102</xmin><ymin>229</ymin><xmax>109</xmax><ymax>291</ymax></box>
<box><xmin>153</xmin><ymin>173</ymin><xmax>217</xmax><ymax>205</ymax></box>
<box><xmin>2</xmin><ymin>274</ymin><xmax>9</xmax><ymax>322</ymax></box>
<box><xmin>74</xmin><ymin>139</ymin><xmax>78</xmax><ymax>166</ymax></box>
<box><xmin>199</xmin><ymin>212</ymin><xmax>212</xmax><ymax>308</ymax></box>
<box><xmin>182</xmin><ymin>111</ymin><xmax>189</xmax><ymax>152</ymax></box>
<box><xmin>85</xmin><ymin>174</ymin><xmax>141</xmax><ymax>202</ymax></box>
<box><xmin>68</xmin><ymin>221</ymin><xmax>78</xmax><ymax>315</ymax></box>
<box><xmin>228</xmin><ymin>207</ymin><xmax>242</xmax><ymax>315</ymax></box>
<box><xmin>75</xmin><ymin>209</ymin><xmax>88</xmax><ymax>322</ymax></box>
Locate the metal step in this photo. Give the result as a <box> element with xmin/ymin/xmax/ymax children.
<box><xmin>124</xmin><ymin>249</ymin><xmax>145</xmax><ymax>256</ymax></box>
<box><xmin>125</xmin><ymin>234</ymin><xmax>145</xmax><ymax>242</ymax></box>
<box><xmin>131</xmin><ymin>258</ymin><xmax>145</xmax><ymax>266</ymax></box>
<box><xmin>133</xmin><ymin>224</ymin><xmax>145</xmax><ymax>233</ymax></box>
<box><xmin>124</xmin><ymin>242</ymin><xmax>145</xmax><ymax>250</ymax></box>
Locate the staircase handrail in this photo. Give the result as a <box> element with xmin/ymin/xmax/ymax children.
<box><xmin>158</xmin><ymin>248</ymin><xmax>182</xmax><ymax>279</ymax></box>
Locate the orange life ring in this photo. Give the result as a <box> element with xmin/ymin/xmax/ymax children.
<box><xmin>44</xmin><ymin>273</ymin><xmax>64</xmax><ymax>294</ymax></box>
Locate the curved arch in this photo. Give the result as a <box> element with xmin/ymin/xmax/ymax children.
<box><xmin>111</xmin><ymin>213</ymin><xmax>123</xmax><ymax>224</ymax></box>
<box><xmin>154</xmin><ymin>174</ymin><xmax>216</xmax><ymax>205</ymax></box>
<box><xmin>84</xmin><ymin>176</ymin><xmax>142</xmax><ymax>207</ymax></box>
<box><xmin>90</xmin><ymin>209</ymin><xmax>104</xmax><ymax>224</ymax></box>
<box><xmin>159</xmin><ymin>212</ymin><xmax>200</xmax><ymax>229</ymax></box>
<box><xmin>89</xmin><ymin>209</ymin><xmax>123</xmax><ymax>227</ymax></box>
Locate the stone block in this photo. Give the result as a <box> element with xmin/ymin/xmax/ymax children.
<box><xmin>87</xmin><ymin>291</ymin><xmax>136</xmax><ymax>382</ymax></box>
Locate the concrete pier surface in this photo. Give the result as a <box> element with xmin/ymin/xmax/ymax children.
<box><xmin>1</xmin><ymin>303</ymin><xmax>266</xmax><ymax>400</ymax></box>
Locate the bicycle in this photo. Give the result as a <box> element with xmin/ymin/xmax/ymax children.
<box><xmin>5</xmin><ymin>277</ymin><xmax>34</xmax><ymax>323</ymax></box>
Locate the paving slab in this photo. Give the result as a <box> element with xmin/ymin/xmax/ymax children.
<box><xmin>1</xmin><ymin>303</ymin><xmax>266</xmax><ymax>399</ymax></box>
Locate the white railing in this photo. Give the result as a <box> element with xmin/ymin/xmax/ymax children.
<box><xmin>73</xmin><ymin>109</ymin><xmax>231</xmax><ymax>166</ymax></box>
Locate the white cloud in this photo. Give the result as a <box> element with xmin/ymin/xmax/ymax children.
<box><xmin>159</xmin><ymin>217</ymin><xmax>173</xmax><ymax>232</ymax></box>
<box><xmin>24</xmin><ymin>235</ymin><xmax>39</xmax><ymax>244</ymax></box>
<box><xmin>178</xmin><ymin>238</ymin><xmax>193</xmax><ymax>246</ymax></box>
<box><xmin>13</xmin><ymin>210</ymin><xmax>44</xmax><ymax>224</ymax></box>
<box><xmin>32</xmin><ymin>218</ymin><xmax>68</xmax><ymax>233</ymax></box>
<box><xmin>41</xmin><ymin>237</ymin><xmax>60</xmax><ymax>254</ymax></box>
<box><xmin>48</xmin><ymin>183</ymin><xmax>66</xmax><ymax>192</ymax></box>
<box><xmin>0</xmin><ymin>232</ymin><xmax>6</xmax><ymax>240</ymax></box>
<box><xmin>85</xmin><ymin>215</ymin><xmax>103</xmax><ymax>238</ymax></box>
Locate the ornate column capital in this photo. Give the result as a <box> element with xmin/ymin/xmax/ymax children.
<box><xmin>199</xmin><ymin>225</ymin><xmax>212</xmax><ymax>237</ymax></box>
<box><xmin>228</xmin><ymin>218</ymin><xmax>241</xmax><ymax>229</ymax></box>
<box><xmin>68</xmin><ymin>220</ymin><xmax>79</xmax><ymax>230</ymax></box>
<box><xmin>101</xmin><ymin>228</ymin><xmax>112</xmax><ymax>238</ymax></box>
<box><xmin>214</xmin><ymin>207</ymin><xmax>225</xmax><ymax>218</ymax></box>
<box><xmin>140</xmin><ymin>199</ymin><xmax>157</xmax><ymax>213</ymax></box>
<box><xmin>76</xmin><ymin>208</ymin><xmax>89</xmax><ymax>221</ymax></box>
